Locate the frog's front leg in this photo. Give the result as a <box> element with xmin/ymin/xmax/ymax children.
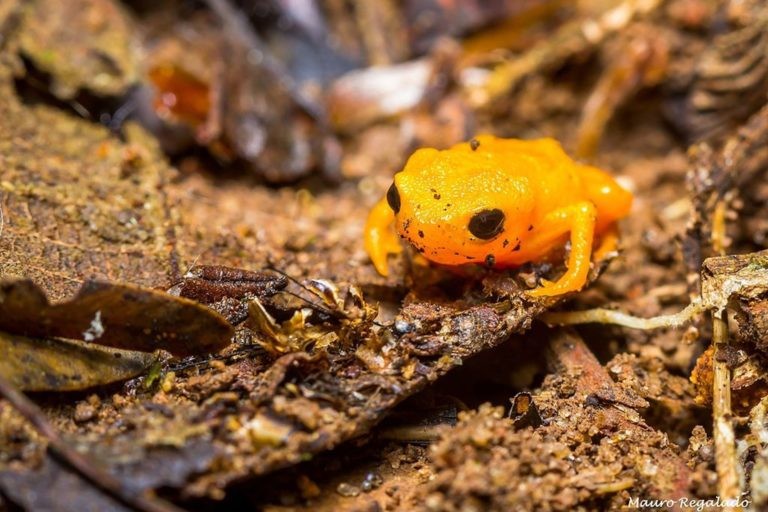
<box><xmin>364</xmin><ymin>197</ymin><xmax>403</xmax><ymax>276</ymax></box>
<box><xmin>526</xmin><ymin>201</ymin><xmax>597</xmax><ymax>297</ymax></box>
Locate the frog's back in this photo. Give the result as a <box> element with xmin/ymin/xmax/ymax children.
<box><xmin>461</xmin><ymin>136</ymin><xmax>587</xmax><ymax>216</ymax></box>
<box><xmin>411</xmin><ymin>134</ymin><xmax>628</xmax><ymax>228</ymax></box>
<box><xmin>480</xmin><ymin>136</ymin><xmax>631</xmax><ymax>229</ymax></box>
<box><xmin>446</xmin><ymin>135</ymin><xmax>571</xmax><ymax>167</ymax></box>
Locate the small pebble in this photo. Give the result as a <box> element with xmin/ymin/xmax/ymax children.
<box><xmin>394</xmin><ymin>320</ymin><xmax>413</xmax><ymax>334</ymax></box>
<box><xmin>337</xmin><ymin>482</ymin><xmax>361</xmax><ymax>497</ymax></box>
<box><xmin>361</xmin><ymin>471</ymin><xmax>384</xmax><ymax>492</ymax></box>
<box><xmin>73</xmin><ymin>402</ymin><xmax>96</xmax><ymax>423</ymax></box>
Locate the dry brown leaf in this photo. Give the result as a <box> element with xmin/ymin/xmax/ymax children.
<box><xmin>0</xmin><ymin>279</ymin><xmax>233</xmax><ymax>357</ymax></box>
<box><xmin>0</xmin><ymin>331</ymin><xmax>156</xmax><ymax>391</ymax></box>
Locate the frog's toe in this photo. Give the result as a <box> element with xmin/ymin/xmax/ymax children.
<box><xmin>368</xmin><ymin>238</ymin><xmax>403</xmax><ymax>277</ymax></box>
<box><xmin>527</xmin><ymin>278</ymin><xmax>583</xmax><ymax>297</ymax></box>
<box><xmin>370</xmin><ymin>252</ymin><xmax>391</xmax><ymax>277</ymax></box>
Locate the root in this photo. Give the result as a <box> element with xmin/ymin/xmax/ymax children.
<box><xmin>540</xmin><ymin>299</ymin><xmax>705</xmax><ymax>329</ymax></box>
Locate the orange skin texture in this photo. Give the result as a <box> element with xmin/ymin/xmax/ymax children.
<box><xmin>364</xmin><ymin>135</ymin><xmax>633</xmax><ymax>296</ymax></box>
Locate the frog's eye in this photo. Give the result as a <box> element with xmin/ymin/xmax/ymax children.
<box><xmin>468</xmin><ymin>209</ymin><xmax>505</xmax><ymax>239</ymax></box>
<box><xmin>386</xmin><ymin>182</ymin><xmax>401</xmax><ymax>213</ymax></box>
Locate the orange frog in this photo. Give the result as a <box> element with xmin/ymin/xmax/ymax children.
<box><xmin>364</xmin><ymin>135</ymin><xmax>632</xmax><ymax>296</ymax></box>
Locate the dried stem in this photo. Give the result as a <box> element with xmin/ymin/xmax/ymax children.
<box><xmin>710</xmin><ymin>198</ymin><xmax>740</xmax><ymax>508</ymax></box>
<box><xmin>0</xmin><ymin>374</ymin><xmax>184</xmax><ymax>512</ymax></box>
<box><xmin>712</xmin><ymin>309</ymin><xmax>740</xmax><ymax>508</ymax></box>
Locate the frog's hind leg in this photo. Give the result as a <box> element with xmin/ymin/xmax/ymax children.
<box><xmin>364</xmin><ymin>197</ymin><xmax>402</xmax><ymax>276</ymax></box>
<box><xmin>580</xmin><ymin>164</ymin><xmax>632</xmax><ymax>232</ymax></box>
<box><xmin>593</xmin><ymin>224</ymin><xmax>620</xmax><ymax>263</ymax></box>
<box><xmin>527</xmin><ymin>201</ymin><xmax>596</xmax><ymax>297</ymax></box>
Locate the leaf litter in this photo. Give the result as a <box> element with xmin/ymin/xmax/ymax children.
<box><xmin>0</xmin><ymin>332</ymin><xmax>156</xmax><ymax>392</ymax></box>
<box><xmin>0</xmin><ymin>279</ymin><xmax>233</xmax><ymax>357</ymax></box>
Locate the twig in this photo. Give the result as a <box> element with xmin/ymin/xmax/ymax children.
<box><xmin>0</xmin><ymin>374</ymin><xmax>185</xmax><ymax>512</ymax></box>
<box><xmin>712</xmin><ymin>310</ymin><xmax>740</xmax><ymax>508</ymax></box>
<box><xmin>541</xmin><ymin>299</ymin><xmax>705</xmax><ymax>329</ymax></box>
<box><xmin>710</xmin><ymin>199</ymin><xmax>741</xmax><ymax>508</ymax></box>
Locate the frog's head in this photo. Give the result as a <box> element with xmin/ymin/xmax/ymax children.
<box><xmin>387</xmin><ymin>146</ymin><xmax>535</xmax><ymax>266</ymax></box>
